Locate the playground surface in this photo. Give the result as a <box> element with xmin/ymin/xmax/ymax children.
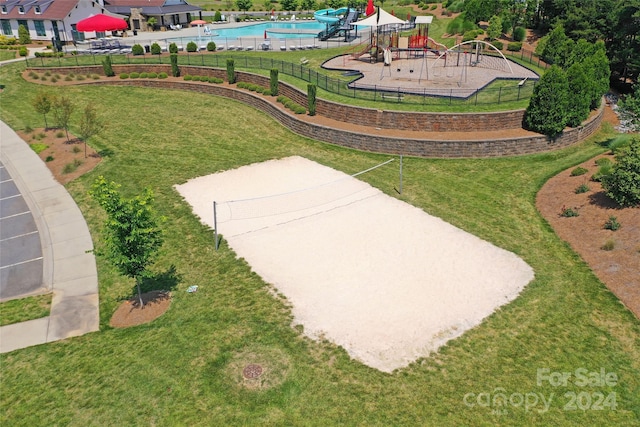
<box><xmin>325</xmin><ymin>52</ymin><xmax>539</xmax><ymax>98</ymax></box>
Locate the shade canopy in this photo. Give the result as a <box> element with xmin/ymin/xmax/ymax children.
<box><xmin>353</xmin><ymin>7</ymin><xmax>405</xmax><ymax>28</ymax></box>
<box><xmin>76</xmin><ymin>14</ymin><xmax>128</xmax><ymax>32</ymax></box>
<box><xmin>191</xmin><ymin>20</ymin><xmax>207</xmax><ymax>26</ymax></box>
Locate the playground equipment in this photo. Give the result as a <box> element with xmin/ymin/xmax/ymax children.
<box><xmin>426</xmin><ymin>40</ymin><xmax>513</xmax><ymax>84</ymax></box>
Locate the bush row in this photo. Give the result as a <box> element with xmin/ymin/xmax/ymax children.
<box><xmin>276</xmin><ymin>95</ymin><xmax>306</xmax><ymax>114</ymax></box>
<box><xmin>119</xmin><ymin>72</ymin><xmax>168</xmax><ymax>79</ymax></box>
<box><xmin>183</xmin><ymin>74</ymin><xmax>223</xmax><ymax>83</ymax></box>
<box><xmin>237</xmin><ymin>81</ymin><xmax>271</xmax><ymax>95</ymax></box>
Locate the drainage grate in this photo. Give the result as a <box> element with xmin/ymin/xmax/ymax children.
<box><xmin>242</xmin><ymin>364</ymin><xmax>263</xmax><ymax>379</ymax></box>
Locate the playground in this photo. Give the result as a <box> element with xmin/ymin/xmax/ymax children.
<box><xmin>325</xmin><ymin>40</ymin><xmax>539</xmax><ymax>98</ymax></box>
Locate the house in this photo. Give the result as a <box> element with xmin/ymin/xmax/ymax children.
<box><xmin>0</xmin><ymin>0</ymin><xmax>201</xmax><ymax>46</ymax></box>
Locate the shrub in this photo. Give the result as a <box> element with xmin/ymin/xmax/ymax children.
<box><xmin>513</xmin><ymin>27</ymin><xmax>526</xmax><ymax>42</ymax></box>
<box><xmin>150</xmin><ymin>43</ymin><xmax>162</xmax><ymax>55</ymax></box>
<box><xmin>184</xmin><ymin>74</ymin><xmax>193</xmax><ymax>81</ymax></box>
<box><xmin>169</xmin><ymin>43</ymin><xmax>179</xmax><ymax>54</ymax></box>
<box><xmin>62</xmin><ymin>159</ymin><xmax>82</xmax><ymax>174</ymax></box>
<box><xmin>148</xmin><ymin>72</ymin><xmax>158</xmax><ymax>78</ymax></box>
<box><xmin>574</xmin><ymin>183</ymin><xmax>590</xmax><ymax>194</ymax></box>
<box><xmin>269</xmin><ymin>68</ymin><xmax>278</xmax><ymax>96</ymax></box>
<box><xmin>19</xmin><ymin>46</ymin><xmax>27</xmax><ymax>56</ymax></box>
<box><xmin>56</xmin><ymin>131</ymin><xmax>65</xmax><ymax>138</ymax></box>
<box><xmin>507</xmin><ymin>42</ymin><xmax>522</xmax><ymax>52</ymax></box>
<box><xmin>132</xmin><ymin>44</ymin><xmax>144</xmax><ymax>55</ymax></box>
<box><xmin>604</xmin><ymin>216</ymin><xmax>621</xmax><ymax>231</ymax></box>
<box><xmin>570</xmin><ymin>166</ymin><xmax>588</xmax><ymax>176</ymax></box>
<box><xmin>102</xmin><ymin>55</ymin><xmax>115</xmax><ymax>77</ymax></box>
<box><xmin>601</xmin><ymin>239</ymin><xmax>615</xmax><ymax>251</ymax></box>
<box><xmin>226</xmin><ymin>58</ymin><xmax>235</xmax><ymax>84</ymax></box>
<box><xmin>595</xmin><ymin>157</ymin><xmax>612</xmax><ymax>167</ymax></box>
<box><xmin>65</xmin><ymin>75</ymin><xmax>73</xmax><ymax>81</ymax></box>
<box><xmin>76</xmin><ymin>75</ymin><xmax>85</xmax><ymax>81</ymax></box>
<box><xmin>186</xmin><ymin>41</ymin><xmax>198</xmax><ymax>52</ymax></box>
<box><xmin>462</xmin><ymin>30</ymin><xmax>478</xmax><ymax>42</ymax></box>
<box><xmin>308</xmin><ymin>84</ymin><xmax>317</xmax><ymax>116</ymax></box>
<box><xmin>72</xmin><ymin>145</ymin><xmax>82</xmax><ymax>153</ymax></box>
<box><xmin>158</xmin><ymin>72</ymin><xmax>168</xmax><ymax>79</ymax></box>
<box><xmin>207</xmin><ymin>41</ymin><xmax>217</xmax><ymax>51</ymax></box>
<box><xmin>560</xmin><ymin>206</ymin><xmax>579</xmax><ymax>217</ymax></box>
<box><xmin>170</xmin><ymin>54</ymin><xmax>180</xmax><ymax>77</ymax></box>
<box><xmin>591</xmin><ymin>164</ymin><xmax>612</xmax><ymax>182</ymax></box>
<box><xmin>129</xmin><ymin>72</ymin><xmax>140</xmax><ymax>79</ymax></box>
<box><xmin>608</xmin><ymin>135</ymin><xmax>633</xmax><ymax>154</ymax></box>
<box><xmin>119</xmin><ymin>73</ymin><xmax>129</xmax><ymax>79</ymax></box>
<box><xmin>491</xmin><ymin>40</ymin><xmax>503</xmax><ymax>50</ymax></box>
<box><xmin>602</xmin><ymin>138</ymin><xmax>640</xmax><ymax>207</ymax></box>
<box><xmin>45</xmin><ymin>155</ymin><xmax>54</xmax><ymax>162</ymax></box>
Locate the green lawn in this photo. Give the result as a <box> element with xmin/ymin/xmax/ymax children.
<box><xmin>0</xmin><ymin>60</ymin><xmax>638</xmax><ymax>426</ymax></box>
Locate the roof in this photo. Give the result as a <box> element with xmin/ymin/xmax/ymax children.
<box><xmin>106</xmin><ymin>3</ymin><xmax>200</xmax><ymax>15</ymax></box>
<box><xmin>415</xmin><ymin>16</ymin><xmax>433</xmax><ymax>25</ymax></box>
<box><xmin>0</xmin><ymin>0</ymin><xmax>76</xmax><ymax>20</ymax></box>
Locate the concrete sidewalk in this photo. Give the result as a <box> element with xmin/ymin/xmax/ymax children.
<box><xmin>0</xmin><ymin>121</ymin><xmax>99</xmax><ymax>353</ymax></box>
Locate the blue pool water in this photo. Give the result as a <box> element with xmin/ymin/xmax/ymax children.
<box><xmin>169</xmin><ymin>21</ymin><xmax>326</xmax><ymax>44</ymax></box>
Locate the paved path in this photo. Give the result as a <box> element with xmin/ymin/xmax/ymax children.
<box><xmin>0</xmin><ymin>121</ymin><xmax>99</xmax><ymax>353</ymax></box>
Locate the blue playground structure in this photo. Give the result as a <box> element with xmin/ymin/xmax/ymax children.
<box><xmin>314</xmin><ymin>7</ymin><xmax>359</xmax><ymax>41</ymax></box>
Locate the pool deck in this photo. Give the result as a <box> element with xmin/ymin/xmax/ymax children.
<box><xmin>67</xmin><ymin>19</ymin><xmax>366</xmax><ymax>53</ymax></box>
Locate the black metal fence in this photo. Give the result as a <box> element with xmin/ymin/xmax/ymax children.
<box><xmin>26</xmin><ymin>48</ymin><xmax>543</xmax><ymax>106</ymax></box>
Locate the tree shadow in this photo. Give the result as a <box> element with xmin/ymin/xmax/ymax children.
<box><xmin>131</xmin><ymin>265</ymin><xmax>181</xmax><ymax>306</ymax></box>
<box><xmin>588</xmin><ymin>190</ymin><xmax>622</xmax><ymax>210</ymax></box>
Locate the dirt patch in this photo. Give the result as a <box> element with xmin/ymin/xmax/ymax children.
<box><xmin>536</xmin><ymin>123</ymin><xmax>640</xmax><ymax>318</ymax></box>
<box><xmin>17</xmin><ymin>128</ymin><xmax>101</xmax><ymax>185</ymax></box>
<box><xmin>109</xmin><ymin>291</ymin><xmax>172</xmax><ymax>328</ymax></box>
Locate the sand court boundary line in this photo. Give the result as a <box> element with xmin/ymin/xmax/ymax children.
<box><xmin>175</xmin><ymin>156</ymin><xmax>535</xmax><ymax>372</ymax></box>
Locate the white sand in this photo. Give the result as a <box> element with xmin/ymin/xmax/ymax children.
<box><xmin>175</xmin><ymin>156</ymin><xmax>534</xmax><ymax>372</ymax></box>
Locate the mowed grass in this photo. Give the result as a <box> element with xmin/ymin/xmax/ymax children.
<box><xmin>0</xmin><ymin>61</ymin><xmax>639</xmax><ymax>426</ymax></box>
<box><xmin>0</xmin><ymin>294</ymin><xmax>52</xmax><ymax>326</ymax></box>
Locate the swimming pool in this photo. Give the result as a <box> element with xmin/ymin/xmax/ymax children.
<box><xmin>169</xmin><ymin>21</ymin><xmax>326</xmax><ymax>44</ymax></box>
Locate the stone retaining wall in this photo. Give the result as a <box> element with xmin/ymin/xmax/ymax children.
<box><xmin>28</xmin><ymin>64</ymin><xmax>604</xmax><ymax>158</ymax></box>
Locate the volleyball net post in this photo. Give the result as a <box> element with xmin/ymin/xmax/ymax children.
<box><xmin>213</xmin><ymin>201</ymin><xmax>219</xmax><ymax>250</ymax></box>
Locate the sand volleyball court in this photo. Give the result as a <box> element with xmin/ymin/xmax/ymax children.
<box><xmin>175</xmin><ymin>156</ymin><xmax>534</xmax><ymax>372</ymax></box>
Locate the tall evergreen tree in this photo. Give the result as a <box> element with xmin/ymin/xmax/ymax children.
<box><xmin>523</xmin><ymin>65</ymin><xmax>570</xmax><ymax>136</ymax></box>
<box><xmin>565</xmin><ymin>63</ymin><xmax>591</xmax><ymax>127</ymax></box>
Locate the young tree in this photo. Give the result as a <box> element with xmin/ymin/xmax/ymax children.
<box><xmin>487</xmin><ymin>15</ymin><xmax>502</xmax><ymax>40</ymax></box>
<box><xmin>90</xmin><ymin>177</ymin><xmax>165</xmax><ymax>307</ymax></box>
<box><xmin>565</xmin><ymin>63</ymin><xmax>591</xmax><ymax>127</ymax></box>
<box><xmin>236</xmin><ymin>0</ymin><xmax>253</xmax><ymax>13</ymax></box>
<box><xmin>523</xmin><ymin>65</ymin><xmax>569</xmax><ymax>136</ymax></box>
<box><xmin>51</xmin><ymin>95</ymin><xmax>74</xmax><ymax>142</ymax></box>
<box><xmin>32</xmin><ymin>91</ymin><xmax>54</xmax><ymax>129</ymax></box>
<box><xmin>78</xmin><ymin>103</ymin><xmax>106</xmax><ymax>158</ymax></box>
<box><xmin>602</xmin><ymin>138</ymin><xmax>640</xmax><ymax>207</ymax></box>
<box><xmin>281</xmin><ymin>0</ymin><xmax>298</xmax><ymax>12</ymax></box>
<box><xmin>18</xmin><ymin>24</ymin><xmax>31</xmax><ymax>44</ymax></box>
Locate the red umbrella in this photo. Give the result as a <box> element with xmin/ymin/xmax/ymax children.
<box><xmin>190</xmin><ymin>19</ymin><xmax>207</xmax><ymax>26</ymax></box>
<box><xmin>365</xmin><ymin>0</ymin><xmax>375</xmax><ymax>16</ymax></box>
<box><xmin>76</xmin><ymin>14</ymin><xmax>128</xmax><ymax>32</ymax></box>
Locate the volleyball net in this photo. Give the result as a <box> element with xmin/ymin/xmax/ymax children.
<box><xmin>213</xmin><ymin>158</ymin><xmax>397</xmax><ymax>249</ymax></box>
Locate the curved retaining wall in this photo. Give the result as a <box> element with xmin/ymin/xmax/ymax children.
<box><xmin>28</xmin><ymin>64</ymin><xmax>604</xmax><ymax>158</ymax></box>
